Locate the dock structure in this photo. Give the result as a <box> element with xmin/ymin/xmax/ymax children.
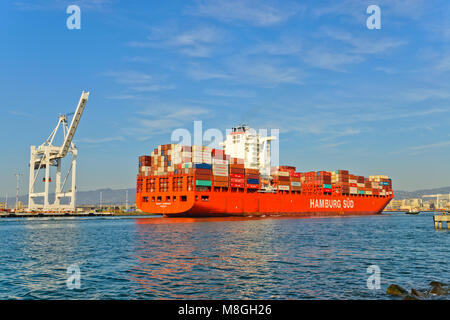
<box><xmin>434</xmin><ymin>214</ymin><xmax>450</xmax><ymax>229</ymax></box>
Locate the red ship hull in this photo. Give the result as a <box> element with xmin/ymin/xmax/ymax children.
<box><xmin>136</xmin><ymin>174</ymin><xmax>393</xmax><ymax>218</ymax></box>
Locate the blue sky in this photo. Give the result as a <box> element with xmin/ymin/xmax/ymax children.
<box><xmin>1</xmin><ymin>0</ymin><xmax>450</xmax><ymax>197</ymax></box>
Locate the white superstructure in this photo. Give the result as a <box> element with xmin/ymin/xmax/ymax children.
<box><xmin>221</xmin><ymin>124</ymin><xmax>276</xmax><ymax>176</ymax></box>
<box><xmin>28</xmin><ymin>91</ymin><xmax>89</xmax><ymax>212</ymax></box>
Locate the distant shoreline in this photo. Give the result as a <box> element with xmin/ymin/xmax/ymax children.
<box><xmin>0</xmin><ymin>212</ymin><xmax>161</xmax><ymax>218</ymax></box>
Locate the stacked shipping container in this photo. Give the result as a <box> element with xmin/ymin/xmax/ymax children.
<box><xmin>138</xmin><ymin>144</ymin><xmax>393</xmax><ymax>196</ymax></box>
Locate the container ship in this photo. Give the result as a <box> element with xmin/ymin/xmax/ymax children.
<box><xmin>136</xmin><ymin>125</ymin><xmax>393</xmax><ymax>217</ymax></box>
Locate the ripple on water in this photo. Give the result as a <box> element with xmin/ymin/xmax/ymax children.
<box><xmin>0</xmin><ymin>213</ymin><xmax>448</xmax><ymax>299</ymax></box>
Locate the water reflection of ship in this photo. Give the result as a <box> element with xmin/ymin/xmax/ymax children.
<box><xmin>130</xmin><ymin>217</ymin><xmax>286</xmax><ymax>298</ymax></box>
<box><xmin>130</xmin><ymin>217</ymin><xmax>324</xmax><ymax>299</ymax></box>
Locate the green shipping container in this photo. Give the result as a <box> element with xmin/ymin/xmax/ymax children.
<box><xmin>358</xmin><ymin>190</ymin><xmax>365</xmax><ymax>195</ymax></box>
<box><xmin>323</xmin><ymin>184</ymin><xmax>332</xmax><ymax>189</ymax></box>
<box><xmin>196</xmin><ymin>180</ymin><xmax>212</xmax><ymax>187</ymax></box>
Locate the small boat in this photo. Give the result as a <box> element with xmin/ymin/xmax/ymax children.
<box><xmin>405</xmin><ymin>209</ymin><xmax>420</xmax><ymax>215</ymax></box>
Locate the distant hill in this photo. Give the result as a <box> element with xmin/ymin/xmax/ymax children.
<box><xmin>391</xmin><ymin>186</ymin><xmax>450</xmax><ymax>200</ymax></box>
<box><xmin>16</xmin><ymin>188</ymin><xmax>136</xmax><ymax>206</ymax></box>
<box><xmin>12</xmin><ymin>186</ymin><xmax>450</xmax><ymax>206</ymax></box>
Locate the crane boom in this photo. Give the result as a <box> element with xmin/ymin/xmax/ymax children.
<box><xmin>59</xmin><ymin>91</ymin><xmax>89</xmax><ymax>158</ymax></box>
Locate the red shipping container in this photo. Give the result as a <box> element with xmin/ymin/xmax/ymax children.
<box><xmin>214</xmin><ymin>181</ymin><xmax>228</xmax><ymax>187</ymax></box>
<box><xmin>230</xmin><ymin>183</ymin><xmax>245</xmax><ymax>188</ymax></box>
<box><xmin>196</xmin><ymin>174</ymin><xmax>212</xmax><ymax>180</ymax></box>
<box><xmin>194</xmin><ymin>168</ymin><xmax>212</xmax><ymax>175</ymax></box>
<box><xmin>213</xmin><ymin>176</ymin><xmax>228</xmax><ymax>182</ymax></box>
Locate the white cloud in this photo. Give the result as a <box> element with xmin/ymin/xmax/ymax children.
<box><xmin>186</xmin><ymin>64</ymin><xmax>231</xmax><ymax>80</ymax></box>
<box><xmin>245</xmin><ymin>36</ymin><xmax>302</xmax><ymax>56</ymax></box>
<box><xmin>187</xmin><ymin>58</ymin><xmax>302</xmax><ymax>86</ymax></box>
<box><xmin>8</xmin><ymin>110</ymin><xmax>34</xmax><ymax>118</ymax></box>
<box><xmin>102</xmin><ymin>71</ymin><xmax>152</xmax><ymax>85</ymax></box>
<box><xmin>302</xmin><ymin>49</ymin><xmax>363</xmax><ymax>72</ymax></box>
<box><xmin>373</xmin><ymin>66</ymin><xmax>397</xmax><ymax>74</ymax></box>
<box><xmin>205</xmin><ymin>89</ymin><xmax>256</xmax><ymax>98</ymax></box>
<box><xmin>410</xmin><ymin>140</ymin><xmax>450</xmax><ymax>151</ymax></box>
<box><xmin>125</xmin><ymin>104</ymin><xmax>213</xmax><ymax>140</ymax></box>
<box><xmin>434</xmin><ymin>54</ymin><xmax>450</xmax><ymax>72</ymax></box>
<box><xmin>168</xmin><ymin>27</ymin><xmax>220</xmax><ymax>46</ymax></box>
<box><xmin>229</xmin><ymin>59</ymin><xmax>302</xmax><ymax>86</ymax></box>
<box><xmin>105</xmin><ymin>95</ymin><xmax>139</xmax><ymax>100</ymax></box>
<box><xmin>13</xmin><ymin>0</ymin><xmax>113</xmax><ymax>11</ymax></box>
<box><xmin>311</xmin><ymin>0</ymin><xmax>427</xmax><ymax>21</ymax></box>
<box><xmin>79</xmin><ymin>136</ymin><xmax>125</xmax><ymax>144</ymax></box>
<box><xmin>101</xmin><ymin>70</ymin><xmax>174</xmax><ymax>94</ymax></box>
<box><xmin>392</xmin><ymin>139</ymin><xmax>450</xmax><ymax>155</ymax></box>
<box><xmin>127</xmin><ymin>25</ymin><xmax>223</xmax><ymax>58</ymax></box>
<box><xmin>321</xmin><ymin>28</ymin><xmax>407</xmax><ymax>55</ymax></box>
<box><xmin>189</xmin><ymin>0</ymin><xmax>302</xmax><ymax>26</ymax></box>
<box><xmin>131</xmin><ymin>85</ymin><xmax>176</xmax><ymax>92</ymax></box>
<box><xmin>402</xmin><ymin>87</ymin><xmax>450</xmax><ymax>102</ymax></box>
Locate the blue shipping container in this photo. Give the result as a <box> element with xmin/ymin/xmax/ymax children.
<box><xmin>193</xmin><ymin>163</ymin><xmax>212</xmax><ymax>169</ymax></box>
<box><xmin>247</xmin><ymin>179</ymin><xmax>260</xmax><ymax>185</ymax></box>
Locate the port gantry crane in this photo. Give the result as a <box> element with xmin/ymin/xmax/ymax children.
<box><xmin>28</xmin><ymin>91</ymin><xmax>89</xmax><ymax>212</ymax></box>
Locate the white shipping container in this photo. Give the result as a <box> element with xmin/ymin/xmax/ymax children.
<box><xmin>350</xmin><ymin>187</ymin><xmax>357</xmax><ymax>194</ymax></box>
<box><xmin>278</xmin><ymin>185</ymin><xmax>290</xmax><ymax>191</ymax></box>
<box><xmin>276</xmin><ymin>171</ymin><xmax>290</xmax><ymax>177</ymax></box>
<box><xmin>213</xmin><ymin>159</ymin><xmax>228</xmax><ymax>165</ymax></box>
<box><xmin>213</xmin><ymin>171</ymin><xmax>228</xmax><ymax>177</ymax></box>
<box><xmin>213</xmin><ymin>164</ymin><xmax>228</xmax><ymax>170</ymax></box>
<box><xmin>192</xmin><ymin>155</ymin><xmax>206</xmax><ymax>159</ymax></box>
<box><xmin>291</xmin><ymin>181</ymin><xmax>301</xmax><ymax>187</ymax></box>
<box><xmin>192</xmin><ymin>158</ymin><xmax>212</xmax><ymax>164</ymax></box>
